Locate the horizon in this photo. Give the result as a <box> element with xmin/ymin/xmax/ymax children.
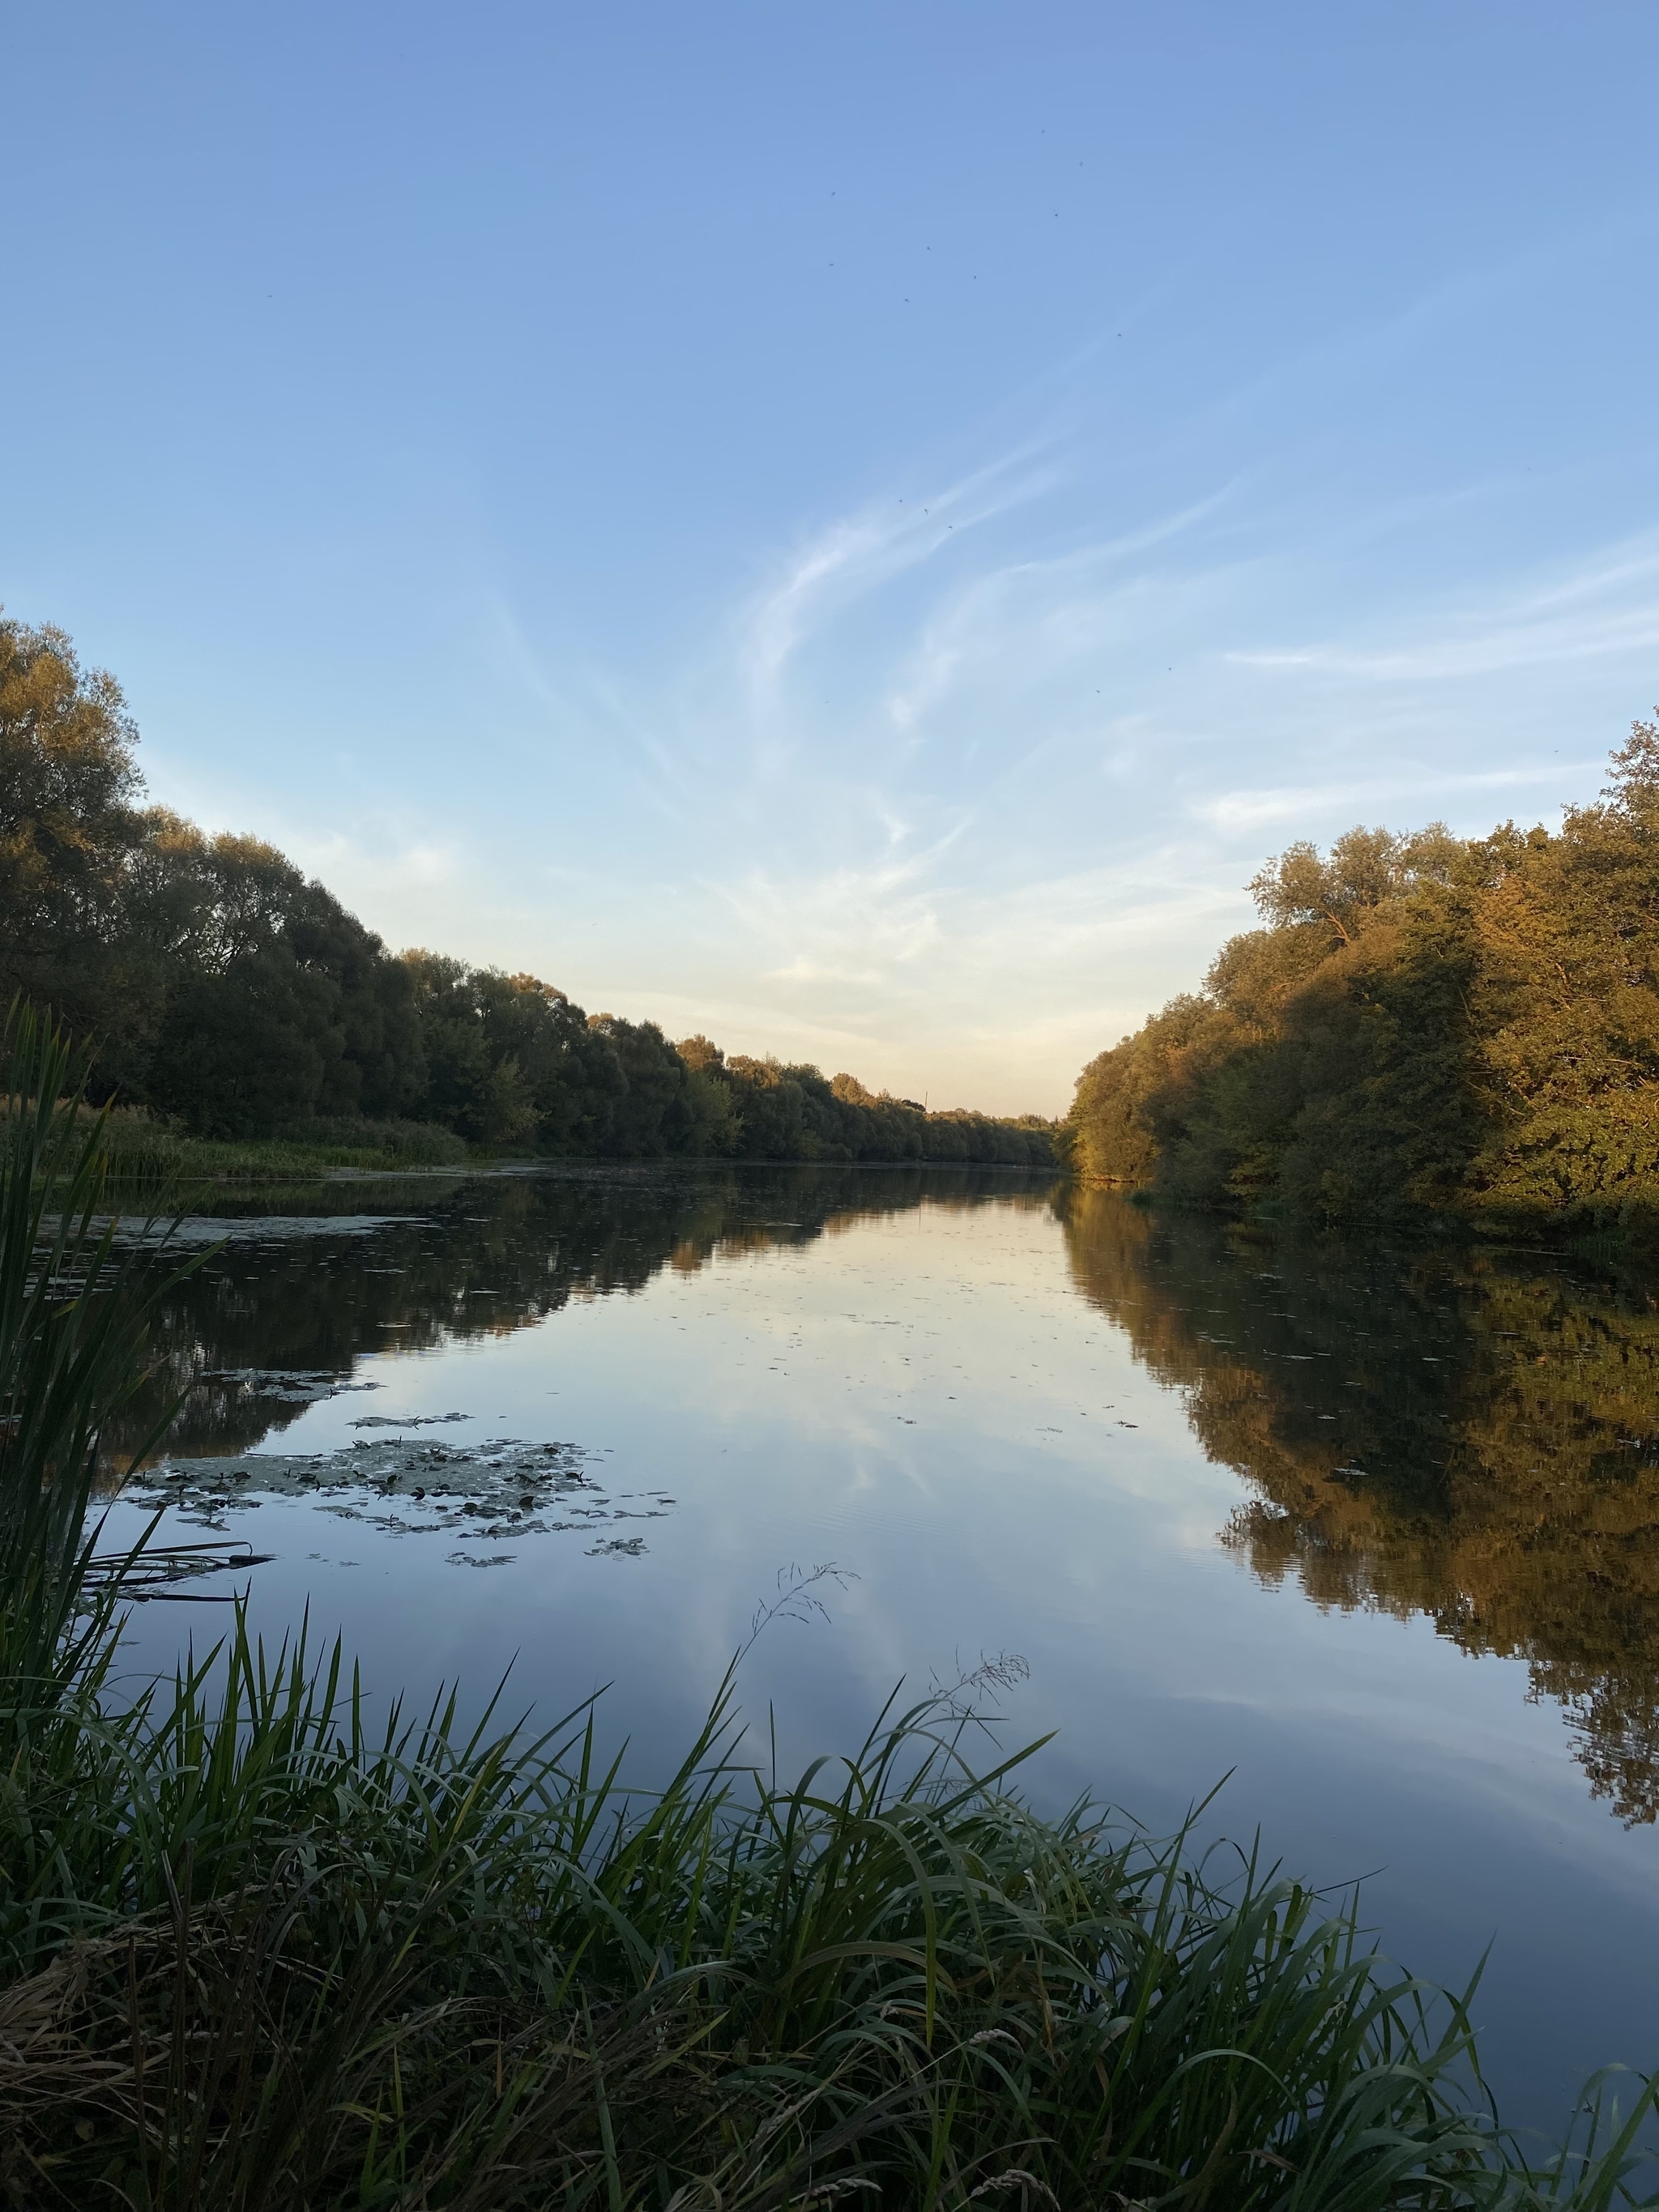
<box><xmin>3</xmin><ymin>3</ymin><xmax>1654</xmax><ymax>1116</ymax></box>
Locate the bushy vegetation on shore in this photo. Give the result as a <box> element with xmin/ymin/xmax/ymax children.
<box><xmin>0</xmin><ymin>616</ymin><xmax>1053</xmax><ymax>1169</ymax></box>
<box><xmin>1068</xmin><ymin>721</ymin><xmax>1659</xmax><ymax>1232</ymax></box>
<box><xmin>17</xmin><ymin>1622</ymin><xmax>1640</xmax><ymax>2212</ymax></box>
<box><xmin>4</xmin><ymin>1015</ymin><xmax>1659</xmax><ymax>2205</ymax></box>
<box><xmin>82</xmin><ymin>1109</ymin><xmax>471</xmax><ymax>1187</ymax></box>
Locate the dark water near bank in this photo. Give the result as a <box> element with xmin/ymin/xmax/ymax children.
<box><xmin>104</xmin><ymin>1165</ymin><xmax>1659</xmax><ymax>2129</ymax></box>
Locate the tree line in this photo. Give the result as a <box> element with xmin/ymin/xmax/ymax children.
<box><xmin>1068</xmin><ymin>719</ymin><xmax>1659</xmax><ymax>1230</ymax></box>
<box><xmin>0</xmin><ymin>615</ymin><xmax>1055</xmax><ymax>1166</ymax></box>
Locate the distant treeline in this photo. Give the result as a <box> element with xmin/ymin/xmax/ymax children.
<box><xmin>1069</xmin><ymin>719</ymin><xmax>1659</xmax><ymax>1230</ymax></box>
<box><xmin>0</xmin><ymin>616</ymin><xmax>1055</xmax><ymax>1166</ymax></box>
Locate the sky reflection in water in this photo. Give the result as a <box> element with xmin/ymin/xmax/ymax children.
<box><xmin>104</xmin><ymin>1164</ymin><xmax>1659</xmax><ymax>2129</ymax></box>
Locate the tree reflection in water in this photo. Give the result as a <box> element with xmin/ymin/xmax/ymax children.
<box><xmin>1061</xmin><ymin>1188</ymin><xmax>1659</xmax><ymax>1826</ymax></box>
<box><xmin>113</xmin><ymin>1163</ymin><xmax>1057</xmax><ymax>1460</ymax></box>
<box><xmin>113</xmin><ymin>1166</ymin><xmax>1659</xmax><ymax>1826</ymax></box>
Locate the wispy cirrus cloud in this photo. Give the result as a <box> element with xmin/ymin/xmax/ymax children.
<box><xmin>405</xmin><ymin>390</ymin><xmax>1655</xmax><ymax>1115</ymax></box>
<box><xmin>881</xmin><ymin>486</ymin><xmax>1247</xmax><ymax>735</ymax></box>
<box><xmin>735</xmin><ymin>445</ymin><xmax>1056</xmax><ymax>705</ymax></box>
<box><xmin>1191</xmin><ymin>761</ymin><xmax>1607</xmax><ymax>837</ymax></box>
<box><xmin>1228</xmin><ymin>532</ymin><xmax>1659</xmax><ymax>684</ymax></box>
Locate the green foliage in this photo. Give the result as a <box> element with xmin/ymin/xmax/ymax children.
<box><xmin>0</xmin><ymin>617</ymin><xmax>152</xmax><ymax>1089</ymax></box>
<box><xmin>684</xmin><ymin>1060</ymin><xmax>745</xmax><ymax>1155</ymax></box>
<box><xmin>9</xmin><ymin>1597</ymin><xmax>1597</xmax><ymax>2212</ymax></box>
<box><xmin>591</xmin><ymin>1012</ymin><xmax>692</xmax><ymax>1156</ymax></box>
<box><xmin>1069</xmin><ymin>722</ymin><xmax>1659</xmax><ymax>1231</ymax></box>
<box><xmin>139</xmin><ymin>821</ymin><xmax>426</xmax><ymax>1136</ymax></box>
<box><xmin>1465</xmin><ymin>728</ymin><xmax>1659</xmax><ymax>1218</ymax></box>
<box><xmin>0</xmin><ymin>1004</ymin><xmax>198</xmax><ymax>1686</ymax></box>
<box><xmin>682</xmin><ymin>1050</ymin><xmax>1058</xmax><ymax>1169</ymax></box>
<box><xmin>378</xmin><ymin>982</ymin><xmax>1056</xmax><ymax>1170</ymax></box>
<box><xmin>10</xmin><ymin>1589</ymin><xmax>1658</xmax><ymax>2210</ymax></box>
<box><xmin>274</xmin><ymin>1116</ymin><xmax>469</xmax><ymax>1166</ymax></box>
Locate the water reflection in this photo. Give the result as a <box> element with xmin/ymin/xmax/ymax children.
<box><xmin>99</xmin><ymin>1165</ymin><xmax>1659</xmax><ymax>2124</ymax></box>
<box><xmin>124</xmin><ymin>1166</ymin><xmax>1060</xmax><ymax>1462</ymax></box>
<box><xmin>118</xmin><ymin>1166</ymin><xmax>1659</xmax><ymax>1829</ymax></box>
<box><xmin>1062</xmin><ymin>1189</ymin><xmax>1659</xmax><ymax>1825</ymax></box>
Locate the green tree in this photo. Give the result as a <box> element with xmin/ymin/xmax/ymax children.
<box><xmin>1068</xmin><ymin>726</ymin><xmax>1659</xmax><ymax>1232</ymax></box>
<box><xmin>1468</xmin><ymin>723</ymin><xmax>1659</xmax><ymax>1221</ymax></box>
<box><xmin>402</xmin><ymin>956</ymin><xmax>541</xmax><ymax>1147</ymax></box>
<box><xmin>0</xmin><ymin>616</ymin><xmax>151</xmax><ymax>1081</ymax></box>
<box><xmin>478</xmin><ymin>973</ymin><xmax>625</xmax><ymax>1151</ymax></box>
<box><xmin>723</xmin><ymin>1055</ymin><xmax>807</xmax><ymax>1157</ymax></box>
<box><xmin>590</xmin><ymin>1014</ymin><xmax>689</xmax><ymax>1157</ymax></box>
<box><xmin>144</xmin><ymin>833</ymin><xmax>424</xmax><ymax>1136</ymax></box>
<box><xmin>675</xmin><ymin>1040</ymin><xmax>745</xmax><ymax>1155</ymax></box>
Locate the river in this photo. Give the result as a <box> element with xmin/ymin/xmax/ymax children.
<box><xmin>100</xmin><ymin>1161</ymin><xmax>1659</xmax><ymax>2132</ymax></box>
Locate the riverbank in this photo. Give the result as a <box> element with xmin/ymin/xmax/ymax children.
<box><xmin>14</xmin><ymin>1596</ymin><xmax>1653</xmax><ymax>2211</ymax></box>
<box><xmin>94</xmin><ymin>1109</ymin><xmax>1071</xmax><ymax>1191</ymax></box>
<box><xmin>1074</xmin><ymin>1173</ymin><xmax>1659</xmax><ymax>1268</ymax></box>
<box><xmin>92</xmin><ymin>1109</ymin><xmax>471</xmax><ymax>1186</ymax></box>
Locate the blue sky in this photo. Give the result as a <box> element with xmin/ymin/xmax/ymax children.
<box><xmin>4</xmin><ymin>2</ymin><xmax>1655</xmax><ymax>1113</ymax></box>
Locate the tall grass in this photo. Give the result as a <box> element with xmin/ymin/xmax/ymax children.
<box><xmin>87</xmin><ymin>1105</ymin><xmax>470</xmax><ymax>1191</ymax></box>
<box><xmin>0</xmin><ymin>1008</ymin><xmax>204</xmax><ymax>1679</ymax></box>
<box><xmin>1</xmin><ymin>1006</ymin><xmax>1656</xmax><ymax>2209</ymax></box>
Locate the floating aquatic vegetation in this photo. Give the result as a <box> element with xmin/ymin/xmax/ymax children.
<box><xmin>126</xmin><ymin>1435</ymin><xmax>676</xmax><ymax>1558</ymax></box>
<box><xmin>198</xmin><ymin>1367</ymin><xmax>382</xmax><ymax>1406</ymax></box>
<box><xmin>349</xmin><ymin>1411</ymin><xmax>469</xmax><ymax>1428</ymax></box>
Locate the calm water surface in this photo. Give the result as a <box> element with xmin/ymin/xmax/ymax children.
<box><xmin>104</xmin><ymin>1164</ymin><xmax>1659</xmax><ymax>2129</ymax></box>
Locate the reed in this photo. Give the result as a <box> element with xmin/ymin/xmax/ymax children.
<box><xmin>0</xmin><ymin>1008</ymin><xmax>206</xmax><ymax>1678</ymax></box>
<box><xmin>89</xmin><ymin>1110</ymin><xmax>470</xmax><ymax>1190</ymax></box>
<box><xmin>1</xmin><ymin>1004</ymin><xmax>1655</xmax><ymax>2210</ymax></box>
<box><xmin>6</xmin><ymin>1611</ymin><xmax>1657</xmax><ymax>2210</ymax></box>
